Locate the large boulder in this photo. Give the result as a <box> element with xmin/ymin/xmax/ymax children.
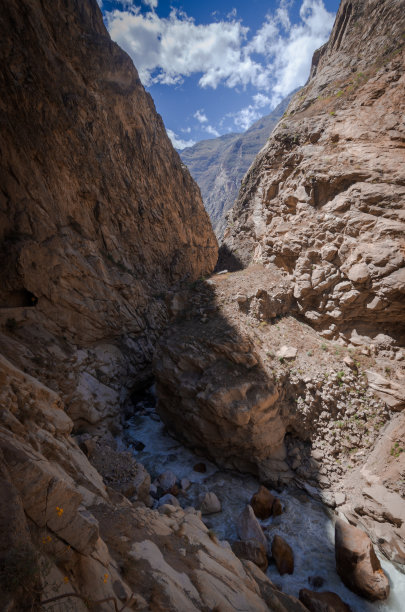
<box><xmin>237</xmin><ymin>505</ymin><xmax>267</xmax><ymax>549</ymax></box>
<box><xmin>200</xmin><ymin>492</ymin><xmax>221</xmax><ymax>515</ymax></box>
<box><xmin>335</xmin><ymin>518</ymin><xmax>390</xmax><ymax>601</ymax></box>
<box><xmin>232</xmin><ymin>540</ymin><xmax>268</xmax><ymax>572</ymax></box>
<box><xmin>271</xmin><ymin>535</ymin><xmax>294</xmax><ymax>575</ymax></box>
<box><xmin>250</xmin><ymin>486</ymin><xmax>275</xmax><ymax>520</ymax></box>
<box><xmin>299</xmin><ymin>588</ymin><xmax>351</xmax><ymax>612</ymax></box>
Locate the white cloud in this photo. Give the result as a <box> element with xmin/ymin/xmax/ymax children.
<box><xmin>106</xmin><ymin>1</ymin><xmax>334</xmax><ymax>104</ymax></box>
<box><xmin>230</xmin><ymin>92</ymin><xmax>272</xmax><ymax>131</ymax></box>
<box><xmin>142</xmin><ymin>0</ymin><xmax>158</xmax><ymax>9</ymax></box>
<box><xmin>205</xmin><ymin>125</ymin><xmax>220</xmax><ymax>137</ymax></box>
<box><xmin>166</xmin><ymin>128</ymin><xmax>195</xmax><ymax>150</ymax></box>
<box><xmin>194</xmin><ymin>109</ymin><xmax>208</xmax><ymax>123</ymax></box>
<box><xmin>181</xmin><ymin>127</ymin><xmax>192</xmax><ymax>133</ymax></box>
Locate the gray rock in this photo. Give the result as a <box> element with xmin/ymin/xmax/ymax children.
<box><xmin>200</xmin><ymin>492</ymin><xmax>221</xmax><ymax>515</ymax></box>
<box><xmin>157</xmin><ymin>493</ymin><xmax>180</xmax><ymax>508</ymax></box>
<box><xmin>236</xmin><ymin>505</ymin><xmax>267</xmax><ymax>549</ymax></box>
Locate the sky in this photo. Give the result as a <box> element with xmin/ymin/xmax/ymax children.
<box><xmin>99</xmin><ymin>0</ymin><xmax>339</xmax><ymax>148</ymax></box>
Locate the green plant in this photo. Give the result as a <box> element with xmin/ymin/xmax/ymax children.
<box><xmin>307</xmin><ymin>350</ymin><xmax>313</xmax><ymax>356</ymax></box>
<box><xmin>321</xmin><ymin>343</ymin><xmax>328</xmax><ymax>351</ymax></box>
<box><xmin>329</xmin><ymin>111</ymin><xmax>336</xmax><ymax>116</ymax></box>
<box><xmin>390</xmin><ymin>442</ymin><xmax>404</xmax><ymax>458</ymax></box>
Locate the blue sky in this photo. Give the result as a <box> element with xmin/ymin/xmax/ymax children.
<box><xmin>99</xmin><ymin>1</ymin><xmax>339</xmax><ymax>148</ymax></box>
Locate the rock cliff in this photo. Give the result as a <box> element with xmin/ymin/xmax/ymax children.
<box><xmin>155</xmin><ymin>0</ymin><xmax>405</xmax><ymax>574</ymax></box>
<box><xmin>0</xmin><ymin>0</ymin><xmax>217</xmax><ymax>431</ymax></box>
<box><xmin>180</xmin><ymin>92</ymin><xmax>296</xmax><ymax>239</ymax></box>
<box><xmin>223</xmin><ymin>0</ymin><xmax>405</xmax><ymax>343</ymax></box>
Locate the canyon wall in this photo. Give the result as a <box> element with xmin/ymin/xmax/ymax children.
<box><xmin>222</xmin><ymin>0</ymin><xmax>405</xmax><ymax>343</ymax></box>
<box><xmin>0</xmin><ymin>0</ymin><xmax>217</xmax><ymax>431</ymax></box>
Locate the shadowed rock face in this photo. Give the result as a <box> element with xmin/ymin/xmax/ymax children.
<box><xmin>223</xmin><ymin>0</ymin><xmax>405</xmax><ymax>342</ymax></box>
<box><xmin>180</xmin><ymin>92</ymin><xmax>296</xmax><ymax>239</ymax></box>
<box><xmin>0</xmin><ymin>0</ymin><xmax>217</xmax><ymax>426</ymax></box>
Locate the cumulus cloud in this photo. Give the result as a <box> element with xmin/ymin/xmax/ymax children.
<box><xmin>142</xmin><ymin>0</ymin><xmax>158</xmax><ymax>9</ymax></box>
<box><xmin>166</xmin><ymin>128</ymin><xmax>195</xmax><ymax>150</ymax></box>
<box><xmin>194</xmin><ymin>109</ymin><xmax>208</xmax><ymax>123</ymax></box>
<box><xmin>229</xmin><ymin>92</ymin><xmax>272</xmax><ymax>131</ymax></box>
<box><xmin>205</xmin><ymin>125</ymin><xmax>220</xmax><ymax>137</ymax></box>
<box><xmin>106</xmin><ymin>1</ymin><xmax>334</xmax><ymax>104</ymax></box>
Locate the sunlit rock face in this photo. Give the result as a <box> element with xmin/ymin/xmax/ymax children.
<box><xmin>0</xmin><ymin>0</ymin><xmax>217</xmax><ymax>429</ymax></box>
<box><xmin>222</xmin><ymin>0</ymin><xmax>405</xmax><ymax>343</ymax></box>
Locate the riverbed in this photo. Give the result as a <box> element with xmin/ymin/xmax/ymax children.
<box><xmin>123</xmin><ymin>387</ymin><xmax>405</xmax><ymax>612</ymax></box>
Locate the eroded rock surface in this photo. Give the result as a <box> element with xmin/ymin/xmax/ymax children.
<box><xmin>222</xmin><ymin>0</ymin><xmax>405</xmax><ymax>344</ymax></box>
<box><xmin>0</xmin><ymin>0</ymin><xmax>217</xmax><ymax>433</ymax></box>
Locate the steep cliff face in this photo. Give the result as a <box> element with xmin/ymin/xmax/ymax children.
<box><xmin>0</xmin><ymin>0</ymin><xmax>217</xmax><ymax>428</ymax></box>
<box><xmin>181</xmin><ymin>93</ymin><xmax>295</xmax><ymax>239</ymax></box>
<box><xmin>223</xmin><ymin>0</ymin><xmax>405</xmax><ymax>342</ymax></box>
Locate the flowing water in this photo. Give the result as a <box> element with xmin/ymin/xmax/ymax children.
<box><xmin>123</xmin><ymin>388</ymin><xmax>405</xmax><ymax>612</ymax></box>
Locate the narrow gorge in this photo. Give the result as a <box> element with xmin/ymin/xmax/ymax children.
<box><xmin>0</xmin><ymin>0</ymin><xmax>404</xmax><ymax>611</ymax></box>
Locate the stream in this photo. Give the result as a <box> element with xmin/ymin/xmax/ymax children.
<box><xmin>122</xmin><ymin>387</ymin><xmax>405</xmax><ymax>612</ymax></box>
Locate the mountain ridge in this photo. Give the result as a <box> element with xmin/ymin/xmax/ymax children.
<box><xmin>180</xmin><ymin>91</ymin><xmax>297</xmax><ymax>238</ymax></box>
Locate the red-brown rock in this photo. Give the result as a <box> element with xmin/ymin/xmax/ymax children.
<box><xmin>232</xmin><ymin>539</ymin><xmax>268</xmax><ymax>572</ymax></box>
<box><xmin>250</xmin><ymin>486</ymin><xmax>275</xmax><ymax>519</ymax></box>
<box><xmin>299</xmin><ymin>588</ymin><xmax>352</xmax><ymax>612</ymax></box>
<box><xmin>271</xmin><ymin>535</ymin><xmax>294</xmax><ymax>575</ymax></box>
<box><xmin>335</xmin><ymin>518</ymin><xmax>390</xmax><ymax>601</ymax></box>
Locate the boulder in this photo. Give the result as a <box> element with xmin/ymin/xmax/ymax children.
<box><xmin>335</xmin><ymin>518</ymin><xmax>390</xmax><ymax>600</ymax></box>
<box><xmin>157</xmin><ymin>494</ymin><xmax>180</xmax><ymax>508</ymax></box>
<box><xmin>232</xmin><ymin>540</ymin><xmax>268</xmax><ymax>572</ymax></box>
<box><xmin>271</xmin><ymin>535</ymin><xmax>294</xmax><ymax>575</ymax></box>
<box><xmin>237</xmin><ymin>505</ymin><xmax>267</xmax><ymax>549</ymax></box>
<box><xmin>299</xmin><ymin>588</ymin><xmax>351</xmax><ymax>612</ymax></box>
<box><xmin>276</xmin><ymin>346</ymin><xmax>298</xmax><ymax>360</ymax></box>
<box><xmin>200</xmin><ymin>492</ymin><xmax>221</xmax><ymax>515</ymax></box>
<box><xmin>157</xmin><ymin>470</ymin><xmax>177</xmax><ymax>492</ymax></box>
<box><xmin>250</xmin><ymin>486</ymin><xmax>275</xmax><ymax>520</ymax></box>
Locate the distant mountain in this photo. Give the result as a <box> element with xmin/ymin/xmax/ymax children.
<box><xmin>180</xmin><ymin>91</ymin><xmax>298</xmax><ymax>238</ymax></box>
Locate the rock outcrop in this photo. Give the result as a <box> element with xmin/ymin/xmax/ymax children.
<box><xmin>222</xmin><ymin>0</ymin><xmax>405</xmax><ymax>344</ymax></box>
<box><xmin>180</xmin><ymin>92</ymin><xmax>296</xmax><ymax>238</ymax></box>
<box><xmin>0</xmin><ymin>0</ymin><xmax>217</xmax><ymax>433</ymax></box>
<box><xmin>335</xmin><ymin>518</ymin><xmax>390</xmax><ymax>600</ymax></box>
<box><xmin>0</xmin><ymin>353</ymin><xmax>306</xmax><ymax>611</ymax></box>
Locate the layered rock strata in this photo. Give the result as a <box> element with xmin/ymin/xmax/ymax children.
<box><xmin>222</xmin><ymin>0</ymin><xmax>405</xmax><ymax>343</ymax></box>
<box><xmin>0</xmin><ymin>0</ymin><xmax>217</xmax><ymax>432</ymax></box>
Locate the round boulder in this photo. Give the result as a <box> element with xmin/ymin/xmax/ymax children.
<box><xmin>250</xmin><ymin>485</ymin><xmax>275</xmax><ymax>519</ymax></box>
<box><xmin>200</xmin><ymin>492</ymin><xmax>221</xmax><ymax>515</ymax></box>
